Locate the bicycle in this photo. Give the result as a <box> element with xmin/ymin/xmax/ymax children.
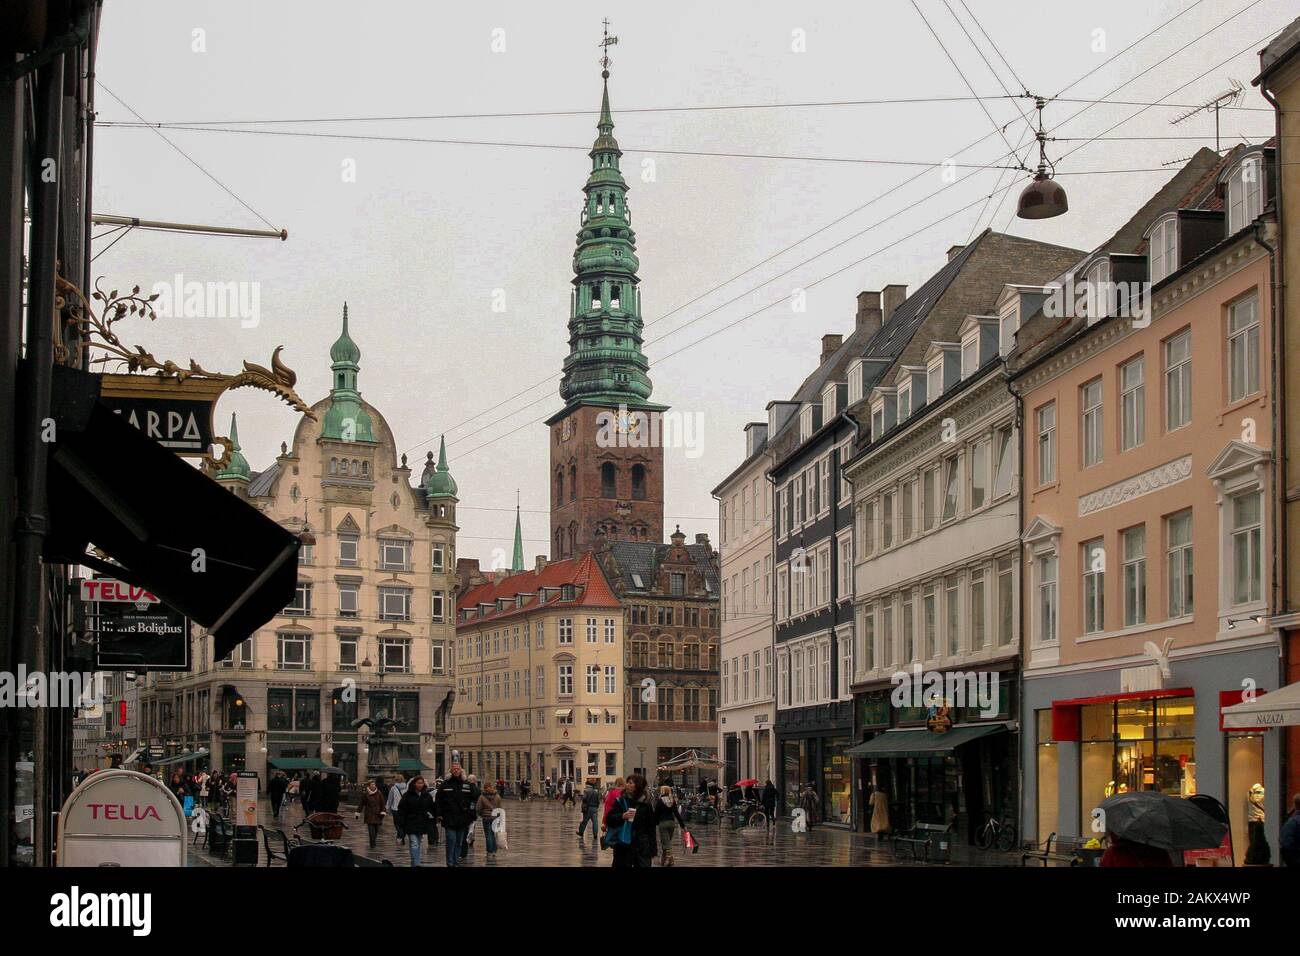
<box><xmin>733</xmin><ymin>799</ymin><xmax>767</xmax><ymax>829</ymax></box>
<box><xmin>975</xmin><ymin>811</ymin><xmax>1017</xmax><ymax>852</ymax></box>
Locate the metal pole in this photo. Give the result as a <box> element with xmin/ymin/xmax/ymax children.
<box><xmin>90</xmin><ymin>214</ymin><xmax>286</xmax><ymax>241</ymax></box>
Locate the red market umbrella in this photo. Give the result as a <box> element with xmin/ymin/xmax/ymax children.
<box><xmin>736</xmin><ymin>778</ymin><xmax>759</xmax><ymax>788</ymax></box>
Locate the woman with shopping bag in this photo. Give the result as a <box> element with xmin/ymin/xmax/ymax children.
<box><xmin>603</xmin><ymin>774</ymin><xmax>657</xmax><ymax>867</ymax></box>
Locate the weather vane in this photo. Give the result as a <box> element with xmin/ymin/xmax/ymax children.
<box><xmin>599</xmin><ymin>18</ymin><xmax>618</xmax><ymax>77</ymax></box>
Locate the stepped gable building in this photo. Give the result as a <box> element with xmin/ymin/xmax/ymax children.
<box><xmin>768</xmin><ymin>229</ymin><xmax>1083</xmax><ymax>825</ymax></box>
<box><xmin>137</xmin><ymin>306</ymin><xmax>460</xmax><ymax>782</ymax></box>
<box><xmin>596</xmin><ymin>528</ymin><xmax>721</xmax><ymax>781</ymax></box>
<box><xmin>449</xmin><ymin>551</ymin><xmax>624</xmax><ymax>787</ymax></box>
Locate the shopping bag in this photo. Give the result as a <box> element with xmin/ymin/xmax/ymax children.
<box><xmin>182</xmin><ymin>795</ymin><xmax>194</xmax><ymax>818</ymax></box>
<box><xmin>466</xmin><ymin>819</ymin><xmax>476</xmax><ymax>845</ymax></box>
<box><xmin>683</xmin><ymin>829</ymin><xmax>699</xmax><ymax>853</ymax></box>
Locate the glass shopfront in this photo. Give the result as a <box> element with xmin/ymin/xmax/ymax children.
<box><xmin>822</xmin><ymin>737</ymin><xmax>852</xmax><ymax>824</ymax></box>
<box><xmin>782</xmin><ymin>738</ymin><xmax>808</xmax><ymax>812</ymax></box>
<box><xmin>1035</xmin><ymin>710</ymin><xmax>1059</xmax><ymax>845</ymax></box>
<box><xmin>1078</xmin><ymin>696</ymin><xmax>1196</xmax><ymax>835</ymax></box>
<box><xmin>1226</xmin><ymin>732</ymin><xmax>1265</xmax><ymax>866</ymax></box>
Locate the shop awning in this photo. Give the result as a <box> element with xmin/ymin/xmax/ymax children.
<box><xmin>554</xmin><ymin>708</ymin><xmax>572</xmax><ymax>719</ymax></box>
<box><xmin>152</xmin><ymin>748</ymin><xmax>210</xmax><ymax>767</ymax></box>
<box><xmin>42</xmin><ymin>367</ymin><xmax>301</xmax><ymax>662</ymax></box>
<box><xmin>267</xmin><ymin>758</ymin><xmax>326</xmax><ymax>770</ymax></box>
<box><xmin>121</xmin><ymin>747</ymin><xmax>142</xmax><ymax>767</ymax></box>
<box><xmin>1221</xmin><ymin>680</ymin><xmax>1300</xmax><ymax>729</ymax></box>
<box><xmin>587</xmin><ymin>708</ymin><xmax>602</xmax><ymax>719</ymax></box>
<box><xmin>397</xmin><ymin>759</ymin><xmax>428</xmax><ymax>771</ymax></box>
<box><xmin>845</xmin><ymin>723</ymin><xmax>1006</xmax><ymax>759</ymax></box>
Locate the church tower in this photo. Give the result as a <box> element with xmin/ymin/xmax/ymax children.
<box><xmin>546</xmin><ymin>26</ymin><xmax>666</xmax><ymax>559</ymax></box>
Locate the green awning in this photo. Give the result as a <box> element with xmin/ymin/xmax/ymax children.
<box><xmin>397</xmin><ymin>759</ymin><xmax>428</xmax><ymax>772</ymax></box>
<box><xmin>151</xmin><ymin>748</ymin><xmax>210</xmax><ymax>767</ymax></box>
<box><xmin>845</xmin><ymin>723</ymin><xmax>1007</xmax><ymax>759</ymax></box>
<box><xmin>268</xmin><ymin>758</ymin><xmax>326</xmax><ymax>770</ymax></box>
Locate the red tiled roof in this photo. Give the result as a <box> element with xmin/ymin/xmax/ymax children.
<box><xmin>456</xmin><ymin>551</ymin><xmax>620</xmax><ymax>628</ymax></box>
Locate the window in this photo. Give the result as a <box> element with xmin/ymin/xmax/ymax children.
<box><xmin>338</xmin><ymin>584</ymin><xmax>358</xmax><ymax>618</ymax></box>
<box><xmin>863</xmin><ymin>605</ymin><xmax>876</xmax><ymax>672</ymax></box>
<box><xmin>927</xmin><ymin>361</ymin><xmax>943</xmax><ymax>402</ymax></box>
<box><xmin>819</xmin><ymin>642</ymin><xmax>832</xmax><ymax>701</ymax></box>
<box><xmin>1082</xmin><ymin>538</ymin><xmax>1105</xmax><ymax>634</ymax></box>
<box><xmin>1086</xmin><ymin>258</ymin><xmax>1112</xmax><ymax>321</ymax></box>
<box><xmin>838</xmin><ymin>534</ymin><xmax>852</xmax><ymax>599</ymax></box>
<box><xmin>536</xmin><ymin>666</ymin><xmax>544</xmax><ymax>697</ymax></box>
<box><xmin>298</xmin><ymin>543</ymin><xmax>314</xmax><ymax>565</ymax></box>
<box><xmin>432</xmin><ymin>544</ymin><xmax>445</xmax><ymax>574</ymax></box>
<box><xmin>379</xmin><ymin>636</ymin><xmax>411</xmax><ymax>674</ymax></box>
<box><xmin>285</xmin><ymin>582</ymin><xmax>312</xmax><ymax>615</ymax></box>
<box><xmin>1120</xmin><ymin>356</ymin><xmax>1145</xmax><ymax>451</ymax></box>
<box><xmin>1036</xmin><ymin>403</ymin><xmax>1057</xmax><ymax>485</ymax></box>
<box><xmin>779</xmin><ymin>486</ymin><xmax>789</xmax><ymax>538</ymax></box>
<box><xmin>277</xmin><ymin>632</ymin><xmax>311</xmax><ymax>669</ymax></box>
<box><xmin>432</xmin><ymin>590</ymin><xmax>445</xmax><ymax>623</ymax></box>
<box><xmin>922</xmin><ymin>584</ymin><xmax>937</xmax><ymax>659</ymax></box>
<box><xmin>881</xmin><ymin>491</ymin><xmax>894</xmax><ymax>549</ymax></box>
<box><xmin>1226</xmin><ymin>155</ymin><xmax>1264</xmax><ymax>233</ymax></box>
<box><xmin>900</xmin><ymin>478</ymin><xmax>915</xmax><ymax>542</ymax></box>
<box><xmin>339</xmin><ymin>635</ymin><xmax>357</xmax><ymax>670</ymax></box>
<box><xmin>604</xmin><ymin>618</ymin><xmax>615</xmax><ymax>643</ymax></box>
<box><xmin>671</xmin><ymin>573</ymin><xmax>685</xmax><ymax>597</ymax></box>
<box><xmin>1232</xmin><ymin>492</ymin><xmax>1262</xmax><ymax>605</ymax></box>
<box><xmin>922</xmin><ymin>467</ymin><xmax>937</xmax><ymax>532</ymax></box>
<box><xmin>1149</xmin><ymin>215</ymin><xmax>1177</xmax><ymax>285</ymax></box>
<box><xmin>601</xmin><ymin>462</ymin><xmax>616</xmax><ymax>498</ymax></box>
<box><xmin>632</xmin><ymin>464</ymin><xmax>646</xmax><ymax>500</ymax></box>
<box><xmin>559</xmin><ymin>618</ymin><xmax>573</xmax><ymax>645</ymax></box>
<box><xmin>881</xmin><ymin>600</ymin><xmax>895</xmax><ymax>668</ymax></box>
<box><xmin>721</xmin><ymin>659</ymin><xmax>729</xmax><ymax>705</ymax></box>
<box><xmin>942</xmin><ymin>457</ymin><xmax>960</xmax><ymax>522</ymax></box>
<box><xmin>1122</xmin><ymin>526</ymin><xmax>1147</xmax><ymax>627</ymax></box>
<box><xmin>338</xmin><ymin>534</ymin><xmax>359</xmax><ymax>567</ymax></box>
<box><xmin>558</xmin><ymin>664</ymin><xmax>574</xmax><ymax>696</ymax></box>
<box><xmin>838</xmin><ymin>635</ymin><xmax>852</xmax><ymax>698</ymax></box>
<box><xmin>1165</xmin><ymin>330</ymin><xmax>1192</xmax><ymax>431</ymax></box>
<box><xmin>993</xmin><ymin>426</ymin><xmax>1013</xmax><ymax>499</ymax></box>
<box><xmin>1167</xmin><ymin>511</ymin><xmax>1193</xmax><ymax>618</ymax></box>
<box><xmin>970</xmin><ymin>570</ymin><xmax>987</xmax><ymax>650</ymax></box>
<box><xmin>1000</xmin><ymin>308</ymin><xmax>1018</xmax><ymax>355</ymax></box>
<box><xmin>997</xmin><ymin>558</ymin><xmax>1014</xmax><ymax>647</ymax></box>
<box><xmin>970</xmin><ymin>439</ymin><xmax>989</xmax><ymax>510</ymax></box>
<box><xmin>604</xmin><ymin>665</ymin><xmax>616</xmax><ymax>694</ymax></box>
<box><xmin>379</xmin><ymin>587</ymin><xmax>410</xmax><ymax>621</ymax></box>
<box><xmin>1081</xmin><ymin>379</ymin><xmax>1103</xmax><ymax>468</ymax></box>
<box><xmin>586</xmin><ymin>665</ymin><xmax>599</xmax><ymax>694</ymax></box>
<box><xmin>1228</xmin><ymin>294</ymin><xmax>1260</xmax><ymax>403</ymax></box>
<box><xmin>818</xmin><ymin>458</ymin><xmax>830</xmax><ymax>516</ymax></box>
<box><xmin>901</xmin><ymin>592</ymin><xmax>915</xmax><ymax>663</ymax></box>
<box><xmin>586</xmin><ymin>618</ymin><xmax>598</xmax><ymax>644</ymax></box>
<box><xmin>379</xmin><ymin>538</ymin><xmax>410</xmax><ymax>570</ymax></box>
<box><xmin>859</xmin><ymin>501</ymin><xmax>875</xmax><ymax>558</ymax></box>
<box><xmin>897</xmin><ymin>383</ymin><xmax>911</xmax><ymax>421</ymax></box>
<box><xmin>961</xmin><ymin>337</ymin><xmax>978</xmax><ymax>377</ymax></box>
<box><xmin>1038</xmin><ymin>552</ymin><xmax>1058</xmax><ymax>643</ymax></box>
<box><xmin>871</xmin><ymin>405</ymin><xmax>885</xmax><ymax>441</ymax></box>
<box><xmin>945</xmin><ymin>575</ymin><xmax>960</xmax><ymax>656</ymax></box>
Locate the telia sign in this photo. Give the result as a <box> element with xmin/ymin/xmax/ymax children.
<box><xmin>57</xmin><ymin>769</ymin><xmax>186</xmax><ymax>867</ymax></box>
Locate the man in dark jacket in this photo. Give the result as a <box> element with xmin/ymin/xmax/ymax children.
<box><xmin>267</xmin><ymin>771</ymin><xmax>289</xmax><ymax>818</ymax></box>
<box><xmin>299</xmin><ymin>772</ymin><xmax>316</xmax><ymax>814</ymax></box>
<box><xmin>578</xmin><ymin>779</ymin><xmax>602</xmax><ymax>843</ymax></box>
<box><xmin>1280</xmin><ymin>793</ymin><xmax>1300</xmax><ymax>868</ymax></box>
<box><xmin>435</xmin><ymin>764</ymin><xmax>475</xmax><ymax>868</ymax></box>
<box><xmin>313</xmin><ymin>771</ymin><xmax>341</xmax><ymax>813</ymax></box>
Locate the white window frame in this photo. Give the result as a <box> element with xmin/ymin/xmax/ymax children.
<box><xmin>1166</xmin><ymin>510</ymin><xmax>1194</xmax><ymax>619</ymax></box>
<box><xmin>1081</xmin><ymin>538</ymin><xmax>1105</xmax><ymax>634</ymax></box>
<box><xmin>1148</xmin><ymin>214</ymin><xmax>1178</xmax><ymax>285</ymax></box>
<box><xmin>1036</xmin><ymin>402</ymin><xmax>1057</xmax><ymax>486</ymax></box>
<box><xmin>1120</xmin><ymin>356</ymin><xmax>1145</xmax><ymax>452</ymax></box>
<box><xmin>1227</xmin><ymin>293</ymin><xmax>1260</xmax><ymax>404</ymax></box>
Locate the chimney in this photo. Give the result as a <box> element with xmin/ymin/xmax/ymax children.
<box><xmin>856</xmin><ymin>290</ymin><xmax>882</xmax><ymax>334</ymax></box>
<box><xmin>882</xmin><ymin>284</ymin><xmax>907</xmax><ymax>321</ymax></box>
<box><xmin>535</xmin><ymin>555</ymin><xmax>547</xmax><ymax>573</ymax></box>
<box><xmin>946</xmin><ymin>244</ymin><xmax>965</xmax><ymax>262</ymax></box>
<box><xmin>694</xmin><ymin>532</ymin><xmax>710</xmax><ymax>547</ymax></box>
<box><xmin>820</xmin><ymin>333</ymin><xmax>843</xmax><ymax>364</ymax></box>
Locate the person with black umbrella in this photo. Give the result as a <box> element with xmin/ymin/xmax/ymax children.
<box><xmin>1096</xmin><ymin>791</ymin><xmax>1225</xmax><ymax>867</ymax></box>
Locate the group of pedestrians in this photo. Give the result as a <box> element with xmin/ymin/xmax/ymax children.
<box><xmin>392</xmin><ymin>764</ymin><xmax>504</xmax><ymax>867</ymax></box>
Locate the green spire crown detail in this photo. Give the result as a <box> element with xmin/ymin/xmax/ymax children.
<box><xmin>425</xmin><ymin>435</ymin><xmax>458</xmax><ymax>500</ymax></box>
<box><xmin>321</xmin><ymin>302</ymin><xmax>375</xmax><ymax>443</ymax></box>
<box><xmin>511</xmin><ymin>493</ymin><xmax>525</xmax><ymax>572</ymax></box>
<box><xmin>557</xmin><ymin>46</ymin><xmax>660</xmax><ymax>411</ymax></box>
<box><xmin>216</xmin><ymin>411</ymin><xmax>251</xmax><ymax>480</ymax></box>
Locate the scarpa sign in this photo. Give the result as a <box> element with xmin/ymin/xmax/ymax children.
<box><xmin>98</xmin><ymin>373</ymin><xmax>221</xmax><ymax>457</ymax></box>
<box><xmin>56</xmin><ymin>768</ymin><xmax>187</xmax><ymax>866</ymax></box>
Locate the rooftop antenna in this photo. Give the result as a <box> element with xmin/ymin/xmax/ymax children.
<box><xmin>599</xmin><ymin>17</ymin><xmax>618</xmax><ymax>77</ymax></box>
<box><xmin>1169</xmin><ymin>80</ymin><xmax>1243</xmax><ymax>152</ymax></box>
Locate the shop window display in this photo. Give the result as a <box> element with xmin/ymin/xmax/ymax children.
<box><xmin>1035</xmin><ymin>710</ymin><xmax>1058</xmax><ymax>845</ymax></box>
<box><xmin>1226</xmin><ymin>733</ymin><xmax>1265</xmax><ymax>866</ymax></box>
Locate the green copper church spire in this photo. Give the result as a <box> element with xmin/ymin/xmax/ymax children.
<box><xmin>511</xmin><ymin>491</ymin><xmax>525</xmax><ymax>572</ymax></box>
<box><xmin>425</xmin><ymin>435</ymin><xmax>458</xmax><ymax>500</ymax></box>
<box><xmin>322</xmin><ymin>302</ymin><xmax>375</xmax><ymax>443</ymax></box>
<box><xmin>216</xmin><ymin>411</ymin><xmax>251</xmax><ymax>481</ymax></box>
<box><xmin>556</xmin><ymin>24</ymin><xmax>661</xmax><ymax>411</ymax></box>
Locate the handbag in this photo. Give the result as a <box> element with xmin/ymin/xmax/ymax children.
<box><xmin>683</xmin><ymin>829</ymin><xmax>699</xmax><ymax>853</ymax></box>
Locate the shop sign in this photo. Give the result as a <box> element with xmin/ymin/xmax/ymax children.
<box><xmin>857</xmin><ymin>691</ymin><xmax>891</xmax><ymax>729</ymax></box>
<box><xmin>85</xmin><ymin>578</ymin><xmax>190</xmax><ymax>672</ymax></box>
<box><xmin>56</xmin><ymin>768</ymin><xmax>187</xmax><ymax>866</ymax></box>
<box><xmin>236</xmin><ymin>773</ymin><xmax>259</xmax><ymax>826</ymax></box>
<box><xmin>926</xmin><ymin>701</ymin><xmax>953</xmax><ymax>733</ymax></box>
<box><xmin>99</xmin><ymin>373</ymin><xmax>220</xmax><ymax>458</ymax></box>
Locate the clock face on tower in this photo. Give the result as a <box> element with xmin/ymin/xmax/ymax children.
<box><xmin>614</xmin><ymin>410</ymin><xmax>642</xmax><ymax>439</ymax></box>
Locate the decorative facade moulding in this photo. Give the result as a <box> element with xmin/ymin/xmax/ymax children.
<box><xmin>1076</xmin><ymin>455</ymin><xmax>1193</xmax><ymax>517</ymax></box>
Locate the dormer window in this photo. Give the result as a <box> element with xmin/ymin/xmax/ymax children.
<box><xmin>847</xmin><ymin>359</ymin><xmax>864</xmax><ymax>405</ymax></box>
<box><xmin>1085</xmin><ymin>258</ymin><xmax>1111</xmax><ymax>323</ymax></box>
<box><xmin>799</xmin><ymin>404</ymin><xmax>815</xmax><ymax>443</ymax></box>
<box><xmin>871</xmin><ymin>401</ymin><xmax>884</xmax><ymax>440</ymax></box>
<box><xmin>897</xmin><ymin>382</ymin><xmax>911</xmax><ymax>421</ymax></box>
<box><xmin>927</xmin><ymin>360</ymin><xmax>943</xmax><ymax>403</ymax></box>
<box><xmin>1148</xmin><ymin>214</ymin><xmax>1178</xmax><ymax>285</ymax></box>
<box><xmin>961</xmin><ymin>334</ymin><xmax>979</xmax><ymax>378</ymax></box>
<box><xmin>1226</xmin><ymin>154</ymin><xmax>1264</xmax><ymax>234</ymax></box>
<box><xmin>822</xmin><ymin>383</ymin><xmax>837</xmax><ymax>423</ymax></box>
<box><xmin>998</xmin><ymin>304</ymin><xmax>1018</xmax><ymax>356</ymax></box>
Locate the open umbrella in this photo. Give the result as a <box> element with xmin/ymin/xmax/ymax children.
<box><xmin>320</xmin><ymin>766</ymin><xmax>345</xmax><ymax>776</ymax></box>
<box><xmin>736</xmin><ymin>778</ymin><xmax>759</xmax><ymax>788</ymax></box>
<box><xmin>1097</xmin><ymin>791</ymin><xmax>1226</xmax><ymax>852</ymax></box>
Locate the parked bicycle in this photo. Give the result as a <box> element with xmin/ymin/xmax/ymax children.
<box><xmin>975</xmin><ymin>811</ymin><xmax>1017</xmax><ymax>852</ymax></box>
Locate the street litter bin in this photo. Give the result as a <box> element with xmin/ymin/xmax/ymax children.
<box><xmin>232</xmin><ymin>824</ymin><xmax>259</xmax><ymax>865</ymax></box>
<box><xmin>208</xmin><ymin>817</ymin><xmax>232</xmax><ymax>854</ymax></box>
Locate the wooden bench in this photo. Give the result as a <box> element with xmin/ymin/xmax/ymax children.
<box><xmin>259</xmin><ymin>826</ymin><xmax>298</xmax><ymax>867</ymax></box>
<box><xmin>892</xmin><ymin>821</ymin><xmax>955</xmax><ymax>864</ymax></box>
<box><xmin>1021</xmin><ymin>832</ymin><xmax>1085</xmax><ymax>866</ymax></box>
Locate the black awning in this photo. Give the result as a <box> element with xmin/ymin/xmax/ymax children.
<box><xmin>844</xmin><ymin>723</ymin><xmax>1007</xmax><ymax>759</ymax></box>
<box><xmin>43</xmin><ymin>366</ymin><xmax>299</xmax><ymax>661</ymax></box>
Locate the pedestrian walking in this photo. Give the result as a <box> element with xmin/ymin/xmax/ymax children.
<box><xmin>577</xmin><ymin>778</ymin><xmax>602</xmax><ymax>842</ymax></box>
<box><xmin>435</xmin><ymin>763</ymin><xmax>475</xmax><ymax>867</ymax></box>
<box><xmin>600</xmin><ymin>776</ymin><xmax>624</xmax><ymax>847</ymax></box>
<box><xmin>196</xmin><ymin>769</ymin><xmax>210</xmax><ymax>808</ymax></box>
<box><xmin>476</xmin><ymin>782</ymin><xmax>503</xmax><ymax>860</ymax></box>
<box><xmin>299</xmin><ymin>771</ymin><xmax>316</xmax><ymax>814</ymax></box>
<box><xmin>268</xmin><ymin>770</ymin><xmax>288</xmax><ymax>818</ymax></box>
<box><xmin>355</xmin><ymin>778</ymin><xmax>387</xmax><ymax>849</ymax></box>
<box><xmin>386</xmin><ymin>773</ymin><xmax>408</xmax><ymax>845</ymax></box>
<box><xmin>603</xmin><ymin>773</ymin><xmax>657</xmax><ymax>868</ymax></box>
<box><xmin>285</xmin><ymin>774</ymin><xmax>300</xmax><ymax>813</ymax></box>
<box><xmin>868</xmin><ymin>784</ymin><xmax>891</xmax><ymax>840</ymax></box>
<box><xmin>462</xmin><ymin>774</ymin><xmax>481</xmax><ymax>859</ymax></box>
<box><xmin>562</xmin><ymin>776</ymin><xmax>576</xmax><ymax>808</ymax></box>
<box><xmin>397</xmin><ymin>776</ymin><xmax>435</xmax><ymax>866</ymax></box>
<box><xmin>761</xmin><ymin>779</ymin><xmax>778</xmax><ymax>826</ymax></box>
<box><xmin>798</xmin><ymin>783</ymin><xmax>821</xmax><ymax>829</ymax></box>
<box><xmin>314</xmin><ymin>769</ymin><xmax>341</xmax><ymax>813</ymax></box>
<box><xmin>1280</xmin><ymin>793</ymin><xmax>1300</xmax><ymax>868</ymax></box>
<box><xmin>654</xmin><ymin>785</ymin><xmax>685</xmax><ymax>866</ymax></box>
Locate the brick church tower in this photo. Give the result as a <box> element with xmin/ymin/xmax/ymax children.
<box><xmin>546</xmin><ymin>48</ymin><xmax>665</xmax><ymax>559</ymax></box>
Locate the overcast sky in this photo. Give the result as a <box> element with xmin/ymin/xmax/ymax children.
<box><xmin>90</xmin><ymin>0</ymin><xmax>1285</xmax><ymax>565</ymax></box>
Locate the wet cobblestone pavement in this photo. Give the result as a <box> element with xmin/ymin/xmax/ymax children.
<box><xmin>189</xmin><ymin>795</ymin><xmax>1020</xmax><ymax>867</ymax></box>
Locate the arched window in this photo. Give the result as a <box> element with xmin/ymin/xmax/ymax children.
<box><xmin>361</xmin><ymin>461</ymin><xmax>369</xmax><ymax>478</ymax></box>
<box><xmin>330</xmin><ymin>458</ymin><xmax>338</xmax><ymax>476</ymax></box>
<box><xmin>568</xmin><ymin>525</ymin><xmax>576</xmax><ymax>554</ymax></box>
<box><xmin>632</xmin><ymin>464</ymin><xmax>647</xmax><ymax>500</ymax></box>
<box><xmin>611</xmin><ymin>286</ymin><xmax>621</xmax><ymax>310</ymax></box>
<box><xmin>350</xmin><ymin>460</ymin><xmax>360</xmax><ymax>477</ymax></box>
<box><xmin>569</xmin><ymin>464</ymin><xmax>577</xmax><ymax>501</ymax></box>
<box><xmin>601</xmin><ymin>462</ymin><xmax>617</xmax><ymax>498</ymax></box>
<box><xmin>555</xmin><ymin>470</ymin><xmax>563</xmax><ymax>505</ymax></box>
<box><xmin>591</xmin><ymin>284</ymin><xmax>602</xmax><ymax>310</ymax></box>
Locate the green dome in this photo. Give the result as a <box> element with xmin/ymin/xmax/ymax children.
<box><xmin>330</xmin><ymin>302</ymin><xmax>361</xmax><ymax>365</ymax></box>
<box><xmin>425</xmin><ymin>436</ymin><xmax>458</xmax><ymax>499</ymax></box>
<box><xmin>216</xmin><ymin>412</ymin><xmax>251</xmax><ymax>481</ymax></box>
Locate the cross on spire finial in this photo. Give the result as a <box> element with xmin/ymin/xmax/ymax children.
<box><xmin>599</xmin><ymin>18</ymin><xmax>618</xmax><ymax>78</ymax></box>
